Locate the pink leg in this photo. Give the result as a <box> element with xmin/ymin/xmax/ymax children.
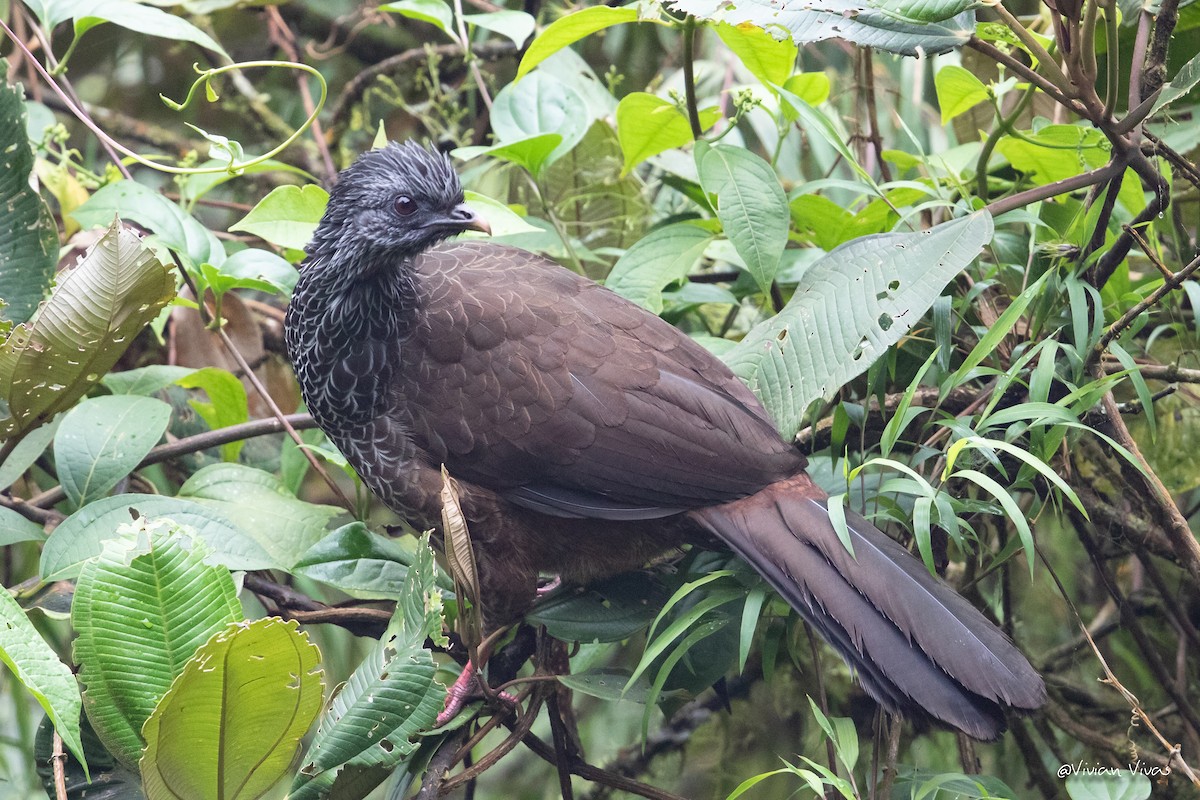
<box><xmin>436</xmin><ymin>661</ymin><xmax>519</xmax><ymax>727</ymax></box>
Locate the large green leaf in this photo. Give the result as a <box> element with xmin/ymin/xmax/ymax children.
<box><xmin>714</xmin><ymin>22</ymin><xmax>798</xmax><ymax>87</ymax></box>
<box><xmin>290</xmin><ymin>535</ymin><xmax>444</xmax><ymax>798</ymax></box>
<box><xmin>695</xmin><ymin>141</ymin><xmax>790</xmax><ymax>294</ymax></box>
<box><xmin>72</xmin><ymin>180</ymin><xmax>224</xmax><ymax>268</ymax></box>
<box><xmin>72</xmin><ymin>523</ymin><xmax>244</xmax><ymax>768</ymax></box>
<box><xmin>491</xmin><ymin>72</ymin><xmax>590</xmax><ymax>165</ymax></box>
<box><xmin>228</xmin><ymin>185</ymin><xmax>329</xmax><ymax>253</ymax></box>
<box><xmin>140</xmin><ymin>618</ymin><xmax>323</xmax><ymax>800</ymax></box>
<box><xmin>516</xmin><ymin>5</ymin><xmax>641</xmax><ymax>79</ymax></box>
<box><xmin>292</xmin><ymin>522</ymin><xmax>423</xmax><ymax>600</ymax></box>
<box><xmin>178</xmin><ymin>463</ymin><xmax>341</xmax><ymax>568</ymax></box>
<box><xmin>671</xmin><ymin>0</ymin><xmax>975</xmax><ymax>55</ymax></box>
<box><xmin>0</xmin><ymin>221</ymin><xmax>175</xmax><ymax>449</ymax></box>
<box><xmin>41</xmin><ymin>493</ymin><xmax>276</xmax><ymax>580</ymax></box>
<box><xmin>616</xmin><ymin>93</ymin><xmax>721</xmax><ymax>174</ymax></box>
<box><xmin>31</xmin><ymin>0</ymin><xmax>228</xmax><ymax>59</ymax></box>
<box><xmin>605</xmin><ymin>222</ymin><xmax>715</xmax><ymax>313</ymax></box>
<box><xmin>55</xmin><ymin>395</ymin><xmax>172</xmax><ymax>506</ymax></box>
<box><xmin>724</xmin><ymin>211</ymin><xmax>994</xmax><ymax>439</ymax></box>
<box><xmin>0</xmin><ymin>583</ymin><xmax>86</xmax><ymax>767</ymax></box>
<box><xmin>0</xmin><ymin>61</ymin><xmax>58</xmax><ymax>325</ymax></box>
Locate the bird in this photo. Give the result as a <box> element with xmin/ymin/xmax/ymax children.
<box><xmin>284</xmin><ymin>141</ymin><xmax>1046</xmax><ymax>740</ymax></box>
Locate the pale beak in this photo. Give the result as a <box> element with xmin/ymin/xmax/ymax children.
<box><xmin>449</xmin><ymin>203</ymin><xmax>491</xmax><ymax>235</ymax></box>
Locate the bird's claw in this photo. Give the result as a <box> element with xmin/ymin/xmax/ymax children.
<box><xmin>436</xmin><ymin>660</ymin><xmax>518</xmax><ymax>727</ymax></box>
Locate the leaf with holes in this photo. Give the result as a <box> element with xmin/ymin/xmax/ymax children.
<box><xmin>140</xmin><ymin>618</ymin><xmax>323</xmax><ymax>800</ymax></box>
<box><xmin>724</xmin><ymin>211</ymin><xmax>994</xmax><ymax>439</ymax></box>
<box><xmin>72</xmin><ymin>521</ymin><xmax>244</xmax><ymax>768</ymax></box>
<box><xmin>0</xmin><ymin>221</ymin><xmax>175</xmax><ymax>451</ymax></box>
<box><xmin>0</xmin><ymin>60</ymin><xmax>59</xmax><ymax>325</ymax></box>
<box><xmin>289</xmin><ymin>536</ymin><xmax>445</xmax><ymax>799</ymax></box>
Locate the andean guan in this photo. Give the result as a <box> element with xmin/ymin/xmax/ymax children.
<box><xmin>285</xmin><ymin>141</ymin><xmax>1046</xmax><ymax>740</ymax></box>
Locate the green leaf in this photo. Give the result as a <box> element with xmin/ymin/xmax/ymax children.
<box><xmin>290</xmin><ymin>550</ymin><xmax>446</xmax><ymax>797</ymax></box>
<box><xmin>176</xmin><ymin>367</ymin><xmax>250</xmax><ymax>461</ymax></box>
<box><xmin>41</xmin><ymin>493</ymin><xmax>276</xmax><ymax>580</ymax></box>
<box><xmin>0</xmin><ymin>505</ymin><xmax>46</xmax><ymax>545</ymax></box>
<box><xmin>141</xmin><ymin>618</ymin><xmax>323</xmax><ymax>800</ymax></box>
<box><xmin>229</xmin><ymin>185</ymin><xmax>329</xmax><ymax>252</ymax></box>
<box><xmin>724</xmin><ymin>211</ymin><xmax>993</xmax><ymax>439</ymax></box>
<box><xmin>950</xmin><ymin>273</ymin><xmax>1046</xmax><ymax>386</ymax></box>
<box><xmin>378</xmin><ymin>0</ymin><xmax>454</xmax><ymax>38</ymax></box>
<box><xmin>782</xmin><ymin>72</ymin><xmax>830</xmax><ymax>105</ymax></box>
<box><xmin>462</xmin><ymin>190</ymin><xmax>542</xmax><ymax>236</ymax></box>
<box><xmin>673</xmin><ymin>0</ymin><xmax>975</xmax><ymax>55</ymax></box>
<box><xmin>467</xmin><ymin>9</ymin><xmax>536</xmax><ymax>47</ymax></box>
<box><xmin>72</xmin><ymin>522</ymin><xmax>244</xmax><ymax>768</ymax></box>
<box><xmin>1151</xmin><ymin>49</ymin><xmax>1200</xmax><ymax>113</ymax></box>
<box><xmin>950</xmin><ymin>468</ymin><xmax>1035</xmax><ymax>576</ymax></box>
<box><xmin>178</xmin><ymin>463</ymin><xmax>341</xmax><ymax>568</ymax></box>
<box><xmin>516</xmin><ymin>6</ymin><xmax>641</xmax><ymax>79</ymax></box>
<box><xmin>528</xmin><ymin>573</ymin><xmax>666</xmax><ymax>643</ymax></box>
<box><xmin>72</xmin><ymin>180</ymin><xmax>222</xmax><ymax>267</ymax></box>
<box><xmin>55</xmin><ymin>395</ymin><xmax>172</xmax><ymax>506</ymax></box>
<box><xmin>0</xmin><ymin>61</ymin><xmax>58</xmax><ymax>325</ymax></box>
<box><xmin>491</xmin><ymin>72</ymin><xmax>590</xmax><ymax>165</ymax></box>
<box><xmin>695</xmin><ymin>141</ymin><xmax>790</xmax><ymax>294</ymax></box>
<box><xmin>0</xmin><ymin>415</ymin><xmax>60</xmax><ymax>490</ymax></box>
<box><xmin>558</xmin><ymin>668</ymin><xmax>652</xmax><ymax>703</ymax></box>
<box><xmin>934</xmin><ymin>64</ymin><xmax>989</xmax><ymax>124</ymax></box>
<box><xmin>454</xmin><ymin>134</ymin><xmax>564</xmax><ymax>178</ymax></box>
<box><xmin>292</xmin><ymin>522</ymin><xmax>420</xmax><ymax>600</ymax></box>
<box><xmin>0</xmin><ymin>583</ymin><xmax>86</xmax><ymax>768</ymax></box>
<box><xmin>715</xmin><ymin>22</ymin><xmax>798</xmax><ymax>87</ymax></box>
<box><xmin>102</xmin><ymin>364</ymin><xmax>195</xmax><ymax>396</ymax></box>
<box><xmin>0</xmin><ymin>221</ymin><xmax>175</xmax><ymax>447</ymax></box>
<box><xmin>604</xmin><ymin>222</ymin><xmax>714</xmax><ymax>312</ymax></box>
<box><xmin>616</xmin><ymin>92</ymin><xmax>720</xmax><ymax>173</ymax></box>
<box><xmin>217</xmin><ymin>248</ymin><xmax>298</xmax><ymax>295</ymax></box>
<box><xmin>39</xmin><ymin>0</ymin><xmax>229</xmax><ymax>59</ymax></box>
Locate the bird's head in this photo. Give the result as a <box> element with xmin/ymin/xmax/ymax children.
<box><xmin>304</xmin><ymin>141</ymin><xmax>491</xmax><ymax>277</ymax></box>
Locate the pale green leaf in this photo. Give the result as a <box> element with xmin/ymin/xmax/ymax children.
<box><xmin>55</xmin><ymin>395</ymin><xmax>172</xmax><ymax>506</ymax></box>
<box><xmin>141</xmin><ymin>618</ymin><xmax>323</xmax><ymax>800</ymax></box>
<box><xmin>229</xmin><ymin>185</ymin><xmax>329</xmax><ymax>252</ymax></box>
<box><xmin>516</xmin><ymin>6</ymin><xmax>640</xmax><ymax>79</ymax></box>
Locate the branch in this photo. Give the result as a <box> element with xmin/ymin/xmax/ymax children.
<box><xmin>1094</xmin><ymin>251</ymin><xmax>1200</xmax><ymax>358</ymax></box>
<box><xmin>24</xmin><ymin>414</ymin><xmax>317</xmax><ymax>510</ymax></box>
<box><xmin>984</xmin><ymin>162</ymin><xmax>1123</xmax><ymax>217</ymax></box>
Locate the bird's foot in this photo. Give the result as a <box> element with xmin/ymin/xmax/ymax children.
<box><xmin>536</xmin><ymin>575</ymin><xmax>562</xmax><ymax>597</ymax></box>
<box><xmin>436</xmin><ymin>660</ymin><xmax>518</xmax><ymax>727</ymax></box>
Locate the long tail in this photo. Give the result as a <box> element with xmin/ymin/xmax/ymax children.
<box><xmin>689</xmin><ymin>474</ymin><xmax>1046</xmax><ymax>740</ymax></box>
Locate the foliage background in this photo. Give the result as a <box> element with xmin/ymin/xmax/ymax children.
<box><xmin>0</xmin><ymin>0</ymin><xmax>1198</xmax><ymax>797</ymax></box>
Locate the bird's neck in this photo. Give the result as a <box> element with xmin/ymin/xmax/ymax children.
<box><xmin>288</xmin><ymin>254</ymin><xmax>421</xmax><ymax>429</ymax></box>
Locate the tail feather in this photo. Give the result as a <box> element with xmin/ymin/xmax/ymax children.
<box><xmin>690</xmin><ymin>474</ymin><xmax>1046</xmax><ymax>740</ymax></box>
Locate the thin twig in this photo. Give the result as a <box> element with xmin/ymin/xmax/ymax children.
<box><xmin>1094</xmin><ymin>252</ymin><xmax>1200</xmax><ymax>357</ymax></box>
<box><xmin>51</xmin><ymin>732</ymin><xmax>67</xmax><ymax>800</ymax></box>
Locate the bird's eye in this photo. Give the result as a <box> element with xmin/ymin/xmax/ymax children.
<box><xmin>393</xmin><ymin>196</ymin><xmax>418</xmax><ymax>216</ymax></box>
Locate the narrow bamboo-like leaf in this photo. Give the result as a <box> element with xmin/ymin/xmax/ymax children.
<box><xmin>516</xmin><ymin>6</ymin><xmax>641</xmax><ymax>79</ymax></box>
<box><xmin>72</xmin><ymin>522</ymin><xmax>244</xmax><ymax>768</ymax></box>
<box><xmin>0</xmin><ymin>60</ymin><xmax>58</xmax><ymax>324</ymax></box>
<box><xmin>737</xmin><ymin>586</ymin><xmax>767</xmax><ymax>672</ymax></box>
<box><xmin>695</xmin><ymin>141</ymin><xmax>789</xmax><ymax>294</ymax></box>
<box><xmin>140</xmin><ymin>618</ymin><xmax>324</xmax><ymax>800</ymax></box>
<box><xmin>951</xmin><ymin>468</ymin><xmax>1035</xmax><ymax>576</ymax></box>
<box><xmin>0</xmin><ymin>221</ymin><xmax>175</xmax><ymax>447</ymax></box>
<box><xmin>55</xmin><ymin>395</ymin><xmax>172</xmax><ymax>506</ymax></box>
<box><xmin>950</xmin><ymin>272</ymin><xmax>1047</xmax><ymax>387</ymax></box>
<box><xmin>0</xmin><ymin>584</ymin><xmax>86</xmax><ymax>768</ymax></box>
<box><xmin>880</xmin><ymin>348</ymin><xmax>939</xmax><ymax>457</ymax></box>
<box><xmin>626</xmin><ymin>589</ymin><xmax>741</xmax><ymax>690</ymax></box>
<box><xmin>725</xmin><ymin>212</ymin><xmax>993</xmax><ymax>439</ymax></box>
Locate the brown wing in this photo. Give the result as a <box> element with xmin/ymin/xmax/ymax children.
<box><xmin>397</xmin><ymin>241</ymin><xmax>805</xmax><ymax>519</ymax></box>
